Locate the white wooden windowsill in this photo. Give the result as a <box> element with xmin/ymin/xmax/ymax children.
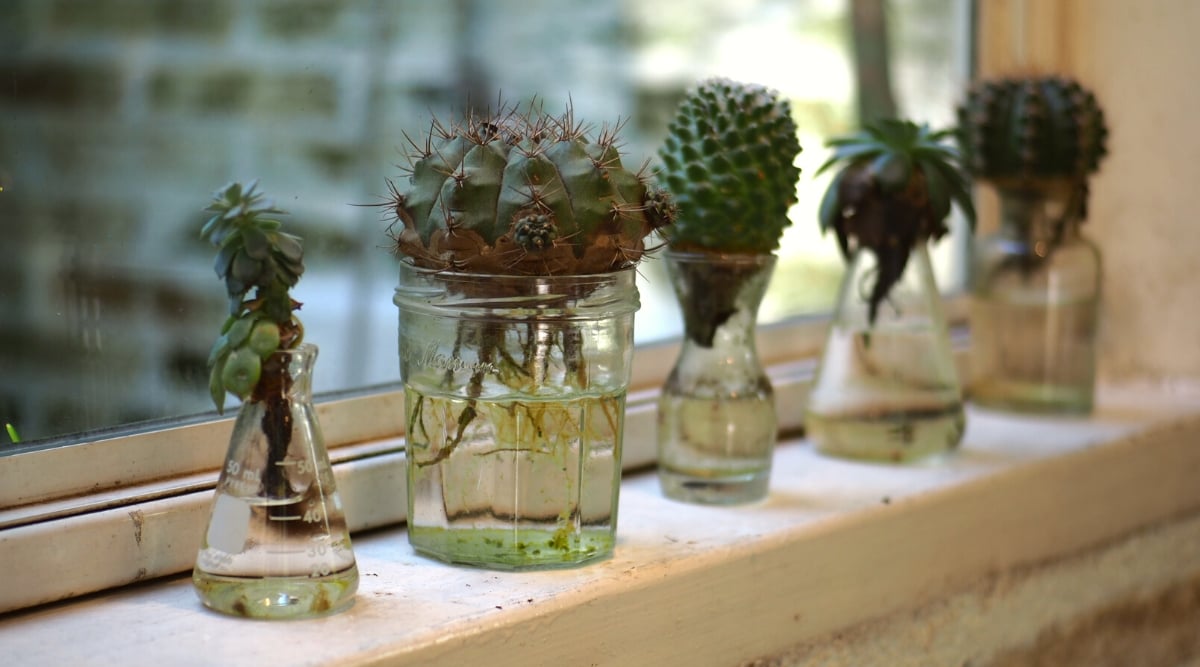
<box><xmin>2</xmin><ymin>382</ymin><xmax>1199</xmax><ymax>666</ymax></box>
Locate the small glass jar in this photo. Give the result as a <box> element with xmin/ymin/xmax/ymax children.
<box><xmin>394</xmin><ymin>264</ymin><xmax>639</xmax><ymax>570</ymax></box>
<box><xmin>656</xmin><ymin>251</ymin><xmax>777</xmax><ymax>505</ymax></box>
<box><xmin>969</xmin><ymin>185</ymin><xmax>1102</xmax><ymax>414</ymax></box>
<box><xmin>806</xmin><ymin>244</ymin><xmax>965</xmax><ymax>463</ymax></box>
<box><xmin>194</xmin><ymin>344</ymin><xmax>359</xmax><ymax>619</ymax></box>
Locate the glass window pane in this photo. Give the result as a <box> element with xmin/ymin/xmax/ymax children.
<box><xmin>0</xmin><ymin>0</ymin><xmax>971</xmax><ymax>444</ymax></box>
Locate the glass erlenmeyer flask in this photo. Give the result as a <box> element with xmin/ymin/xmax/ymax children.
<box><xmin>805</xmin><ymin>244</ymin><xmax>964</xmax><ymax>462</ymax></box>
<box><xmin>193</xmin><ymin>344</ymin><xmax>358</xmax><ymax>619</ymax></box>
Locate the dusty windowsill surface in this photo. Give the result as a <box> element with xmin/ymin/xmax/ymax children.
<box><xmin>2</xmin><ymin>384</ymin><xmax>1199</xmax><ymax>667</ymax></box>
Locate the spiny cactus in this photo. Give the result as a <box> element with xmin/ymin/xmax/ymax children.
<box><xmin>817</xmin><ymin>119</ymin><xmax>974</xmax><ymax>326</ymax></box>
<box><xmin>385</xmin><ymin>101</ymin><xmax>675</xmax><ymax>276</ymax></box>
<box><xmin>957</xmin><ymin>75</ymin><xmax>1108</xmax><ymax>185</ymax></box>
<box><xmin>201</xmin><ymin>180</ymin><xmax>304</xmax><ymax>412</ymax></box>
<box><xmin>657</xmin><ymin>78</ymin><xmax>802</xmax><ymax>254</ymax></box>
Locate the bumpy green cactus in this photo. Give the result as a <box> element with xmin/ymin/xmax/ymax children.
<box><xmin>657</xmin><ymin>78</ymin><xmax>802</xmax><ymax>254</ymax></box>
<box><xmin>957</xmin><ymin>76</ymin><xmax>1108</xmax><ymax>184</ymax></box>
<box><xmin>201</xmin><ymin>180</ymin><xmax>304</xmax><ymax>413</ymax></box>
<box><xmin>386</xmin><ymin>102</ymin><xmax>675</xmax><ymax>276</ymax></box>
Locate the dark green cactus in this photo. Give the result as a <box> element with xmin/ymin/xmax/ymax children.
<box><xmin>386</xmin><ymin>102</ymin><xmax>675</xmax><ymax>276</ymax></box>
<box><xmin>657</xmin><ymin>78</ymin><xmax>802</xmax><ymax>254</ymax></box>
<box><xmin>200</xmin><ymin>180</ymin><xmax>304</xmax><ymax>413</ymax></box>
<box><xmin>957</xmin><ymin>75</ymin><xmax>1108</xmax><ymax>184</ymax></box>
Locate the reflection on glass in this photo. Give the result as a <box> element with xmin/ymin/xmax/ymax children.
<box><xmin>0</xmin><ymin>0</ymin><xmax>970</xmax><ymax>443</ymax></box>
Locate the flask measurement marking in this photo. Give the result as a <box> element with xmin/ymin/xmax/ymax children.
<box><xmin>274</xmin><ymin>459</ymin><xmax>328</xmax><ymax>474</ymax></box>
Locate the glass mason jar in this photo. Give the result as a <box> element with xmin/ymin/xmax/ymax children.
<box><xmin>806</xmin><ymin>244</ymin><xmax>965</xmax><ymax>463</ymax></box>
<box><xmin>194</xmin><ymin>344</ymin><xmax>359</xmax><ymax>619</ymax></box>
<box><xmin>394</xmin><ymin>264</ymin><xmax>638</xmax><ymax>570</ymax></box>
<box><xmin>969</xmin><ymin>185</ymin><xmax>1102</xmax><ymax>414</ymax></box>
<box><xmin>657</xmin><ymin>251</ymin><xmax>777</xmax><ymax>505</ymax></box>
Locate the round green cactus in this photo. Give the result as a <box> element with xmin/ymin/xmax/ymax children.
<box><xmin>957</xmin><ymin>75</ymin><xmax>1108</xmax><ymax>185</ymax></box>
<box><xmin>657</xmin><ymin>78</ymin><xmax>802</xmax><ymax>254</ymax></box>
<box><xmin>385</xmin><ymin>102</ymin><xmax>675</xmax><ymax>276</ymax></box>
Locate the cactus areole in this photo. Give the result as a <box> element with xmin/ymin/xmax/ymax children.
<box><xmin>385</xmin><ymin>101</ymin><xmax>675</xmax><ymax>278</ymax></box>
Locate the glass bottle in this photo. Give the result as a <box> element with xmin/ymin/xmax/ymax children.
<box><xmin>395</xmin><ymin>265</ymin><xmax>638</xmax><ymax>570</ymax></box>
<box><xmin>968</xmin><ymin>185</ymin><xmax>1102</xmax><ymax>414</ymax></box>
<box><xmin>657</xmin><ymin>251</ymin><xmax>777</xmax><ymax>504</ymax></box>
<box><xmin>193</xmin><ymin>344</ymin><xmax>358</xmax><ymax>619</ymax></box>
<box><xmin>806</xmin><ymin>244</ymin><xmax>964</xmax><ymax>462</ymax></box>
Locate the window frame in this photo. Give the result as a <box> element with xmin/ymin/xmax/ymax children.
<box><xmin>0</xmin><ymin>0</ymin><xmax>993</xmax><ymax>613</ymax></box>
<box><xmin>0</xmin><ymin>300</ymin><xmax>974</xmax><ymax>613</ymax></box>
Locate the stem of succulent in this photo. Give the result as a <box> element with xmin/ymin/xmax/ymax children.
<box><xmin>253</xmin><ymin>353</ymin><xmax>295</xmax><ymax>502</ymax></box>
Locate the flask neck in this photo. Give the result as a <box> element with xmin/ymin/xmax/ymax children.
<box><xmin>665</xmin><ymin>251</ymin><xmax>775</xmax><ymax>350</ymax></box>
<box><xmin>997</xmin><ymin>185</ymin><xmax>1084</xmax><ymax>245</ymax></box>
<box><xmin>250</xmin><ymin>344</ymin><xmax>317</xmax><ymax>404</ymax></box>
<box><xmin>835</xmin><ymin>243</ymin><xmax>947</xmax><ymax>331</ymax></box>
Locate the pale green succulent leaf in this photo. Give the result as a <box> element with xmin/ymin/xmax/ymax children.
<box><xmin>213</xmin><ymin>239</ymin><xmax>238</xmax><ymax>279</ymax></box>
<box><xmin>221</xmin><ymin>347</ymin><xmax>261</xmax><ymax>399</ymax></box>
<box><xmin>209</xmin><ymin>364</ymin><xmax>226</xmax><ymax>414</ymax></box>
<box><xmin>272</xmin><ymin>232</ymin><xmax>303</xmax><ymax>264</ymax></box>
<box><xmin>868</xmin><ymin>153</ymin><xmax>912</xmax><ymax>192</ymax></box>
<box><xmin>921</xmin><ymin>161</ymin><xmax>952</xmax><ymax>223</ymax></box>
<box><xmin>242</xmin><ymin>226</ymin><xmax>270</xmax><ymax>260</ymax></box>
<box><xmin>815</xmin><ymin>144</ymin><xmax>882</xmax><ymax>176</ymax></box>
<box><xmin>817</xmin><ymin>169</ymin><xmax>847</xmax><ymax>234</ymax></box>
<box><xmin>925</xmin><ymin>157</ymin><xmax>976</xmax><ymax>228</ymax></box>
<box><xmin>200</xmin><ymin>214</ymin><xmax>225</xmax><ymax>241</ymax></box>
<box><xmin>207</xmin><ymin>334</ymin><xmax>231</xmax><ymax>369</ymax></box>
<box><xmin>230</xmin><ymin>250</ymin><xmax>262</xmax><ymax>286</ymax></box>
<box><xmin>224</xmin><ymin>315</ymin><xmax>256</xmax><ymax>348</ymax></box>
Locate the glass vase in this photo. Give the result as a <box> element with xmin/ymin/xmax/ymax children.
<box><xmin>806</xmin><ymin>244</ymin><xmax>964</xmax><ymax>463</ymax></box>
<box><xmin>968</xmin><ymin>186</ymin><xmax>1102</xmax><ymax>414</ymax></box>
<box><xmin>656</xmin><ymin>251</ymin><xmax>777</xmax><ymax>504</ymax></box>
<box><xmin>193</xmin><ymin>344</ymin><xmax>359</xmax><ymax>619</ymax></box>
<box><xmin>394</xmin><ymin>264</ymin><xmax>638</xmax><ymax>570</ymax></box>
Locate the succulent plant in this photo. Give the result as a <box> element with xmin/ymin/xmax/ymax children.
<box><xmin>657</xmin><ymin>78</ymin><xmax>802</xmax><ymax>254</ymax></box>
<box><xmin>957</xmin><ymin>75</ymin><xmax>1108</xmax><ymax>185</ymax></box>
<box><xmin>817</xmin><ymin>119</ymin><xmax>974</xmax><ymax>325</ymax></box>
<box><xmin>201</xmin><ymin>180</ymin><xmax>305</xmax><ymax>413</ymax></box>
<box><xmin>385</xmin><ymin>101</ymin><xmax>676</xmax><ymax>277</ymax></box>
